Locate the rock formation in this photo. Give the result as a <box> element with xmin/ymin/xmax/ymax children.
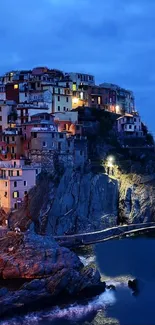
<box><xmin>119</xmin><ymin>174</ymin><xmax>155</xmax><ymax>224</ymax></box>
<box><xmin>47</xmin><ymin>168</ymin><xmax>118</xmax><ymax>235</ymax></box>
<box><xmin>0</xmin><ymin>232</ymin><xmax>105</xmax><ymax>317</ymax></box>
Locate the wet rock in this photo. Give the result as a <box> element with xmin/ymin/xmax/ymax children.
<box><xmin>0</xmin><ymin>232</ymin><xmax>105</xmax><ymax>317</ymax></box>
<box><xmin>128</xmin><ymin>279</ymin><xmax>139</xmax><ymax>292</ymax></box>
<box><xmin>106</xmin><ymin>284</ymin><xmax>116</xmax><ymax>291</ymax></box>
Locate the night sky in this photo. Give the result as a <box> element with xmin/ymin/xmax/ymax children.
<box><xmin>0</xmin><ymin>0</ymin><xmax>155</xmax><ymax>132</ymax></box>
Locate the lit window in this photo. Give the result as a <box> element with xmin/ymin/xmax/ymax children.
<box><xmin>72</xmin><ymin>83</ymin><xmax>77</xmax><ymax>91</ymax></box>
<box><xmin>80</xmin><ymin>92</ymin><xmax>84</xmax><ymax>100</ymax></box>
<box><xmin>13</xmin><ymin>191</ymin><xmax>19</xmax><ymax>198</ymax></box>
<box><xmin>14</xmin><ymin>84</ymin><xmax>19</xmax><ymax>89</ymax></box>
<box><xmin>98</xmin><ymin>97</ymin><xmax>101</xmax><ymax>105</ymax></box>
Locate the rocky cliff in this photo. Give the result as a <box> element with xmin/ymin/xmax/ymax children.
<box><xmin>47</xmin><ymin>168</ymin><xmax>118</xmax><ymax>235</ymax></box>
<box><xmin>119</xmin><ymin>173</ymin><xmax>155</xmax><ymax>224</ymax></box>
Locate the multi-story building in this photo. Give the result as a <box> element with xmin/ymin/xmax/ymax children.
<box><xmin>117</xmin><ymin>113</ymin><xmax>143</xmax><ymax>137</ymax></box>
<box><xmin>54</xmin><ymin>111</ymin><xmax>83</xmax><ymax>135</ymax></box>
<box><xmin>0</xmin><ymin>84</ymin><xmax>6</xmax><ymax>101</ymax></box>
<box><xmin>21</xmin><ymin>113</ymin><xmax>57</xmax><ymax>157</ymax></box>
<box><xmin>17</xmin><ymin>103</ymin><xmax>50</xmax><ymax>124</ymax></box>
<box><xmin>42</xmin><ymin>84</ymin><xmax>72</xmax><ymax>113</ymax></box>
<box><xmin>0</xmin><ymin>159</ymin><xmax>40</xmax><ymax>212</ymax></box>
<box><xmin>87</xmin><ymin>85</ymin><xmax>117</xmax><ymax>111</ymax></box>
<box><xmin>0</xmin><ymin>128</ymin><xmax>24</xmax><ymax>160</ymax></box>
<box><xmin>66</xmin><ymin>72</ymin><xmax>95</xmax><ymax>87</ymax></box>
<box><xmin>99</xmin><ymin>83</ymin><xmax>135</xmax><ymax>114</ymax></box>
<box><xmin>0</xmin><ymin>101</ymin><xmax>17</xmax><ymax>132</ymax></box>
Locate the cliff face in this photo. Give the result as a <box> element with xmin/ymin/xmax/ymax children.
<box><xmin>119</xmin><ymin>174</ymin><xmax>155</xmax><ymax>224</ymax></box>
<box><xmin>47</xmin><ymin>169</ymin><xmax>118</xmax><ymax>235</ymax></box>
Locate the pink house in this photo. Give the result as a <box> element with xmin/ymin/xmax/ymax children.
<box><xmin>0</xmin><ymin>159</ymin><xmax>41</xmax><ymax>212</ymax></box>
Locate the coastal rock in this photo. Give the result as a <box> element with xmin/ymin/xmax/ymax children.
<box><xmin>128</xmin><ymin>279</ymin><xmax>139</xmax><ymax>293</ymax></box>
<box><xmin>0</xmin><ymin>232</ymin><xmax>105</xmax><ymax>316</ymax></box>
<box><xmin>47</xmin><ymin>169</ymin><xmax>118</xmax><ymax>235</ymax></box>
<box><xmin>119</xmin><ymin>174</ymin><xmax>155</xmax><ymax>223</ymax></box>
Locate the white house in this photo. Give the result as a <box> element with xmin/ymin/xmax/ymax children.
<box><xmin>117</xmin><ymin>113</ymin><xmax>143</xmax><ymax>137</ymax></box>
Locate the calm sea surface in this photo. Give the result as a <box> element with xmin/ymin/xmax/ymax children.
<box><xmin>1</xmin><ymin>236</ymin><xmax>155</xmax><ymax>325</ymax></box>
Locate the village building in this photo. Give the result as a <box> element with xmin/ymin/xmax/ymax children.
<box><xmin>0</xmin><ymin>127</ymin><xmax>24</xmax><ymax>161</ymax></box>
<box><xmin>54</xmin><ymin>111</ymin><xmax>83</xmax><ymax>135</ymax></box>
<box><xmin>117</xmin><ymin>113</ymin><xmax>143</xmax><ymax>137</ymax></box>
<box><xmin>0</xmin><ymin>159</ymin><xmax>41</xmax><ymax>212</ymax></box>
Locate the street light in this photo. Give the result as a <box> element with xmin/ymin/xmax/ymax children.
<box><xmin>107</xmin><ymin>156</ymin><xmax>114</xmax><ymax>165</ymax></box>
<box><xmin>107</xmin><ymin>156</ymin><xmax>115</xmax><ymax>175</ymax></box>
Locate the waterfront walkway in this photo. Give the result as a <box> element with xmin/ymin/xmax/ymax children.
<box><xmin>54</xmin><ymin>222</ymin><xmax>155</xmax><ymax>247</ymax></box>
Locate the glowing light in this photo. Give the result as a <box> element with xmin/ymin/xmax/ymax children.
<box><xmin>73</xmin><ymin>97</ymin><xmax>79</xmax><ymax>104</ymax></box>
<box><xmin>108</xmin><ymin>156</ymin><xmax>114</xmax><ymax>163</ymax></box>
<box><xmin>14</xmin><ymin>84</ymin><xmax>18</xmax><ymax>89</ymax></box>
<box><xmin>116</xmin><ymin>105</ymin><xmax>120</xmax><ymax>113</ymax></box>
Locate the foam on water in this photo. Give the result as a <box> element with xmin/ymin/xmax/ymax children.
<box><xmin>0</xmin><ymin>289</ymin><xmax>116</xmax><ymax>325</ymax></box>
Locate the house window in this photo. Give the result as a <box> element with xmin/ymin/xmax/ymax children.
<box><xmin>134</xmin><ymin>118</ymin><xmax>136</xmax><ymax>122</ymax></box>
<box><xmin>17</xmin><ymin>170</ymin><xmax>20</xmax><ymax>176</ymax></box>
<box><xmin>66</xmin><ymin>97</ymin><xmax>69</xmax><ymax>102</ymax></box>
<box><xmin>0</xmin><ymin>117</ymin><xmax>2</xmax><ymax>121</ymax></box>
<box><xmin>24</xmin><ymin>191</ymin><xmax>28</xmax><ymax>195</ymax></box>
<box><xmin>80</xmin><ymin>150</ymin><xmax>83</xmax><ymax>156</ymax></box>
<box><xmin>4</xmin><ymin>192</ymin><xmax>7</xmax><ymax>197</ymax></box>
<box><xmin>14</xmin><ymin>203</ymin><xmax>17</xmax><ymax>209</ymax></box>
<box><xmin>43</xmin><ymin>141</ymin><xmax>46</xmax><ymax>147</ymax></box>
<box><xmin>129</xmin><ymin>125</ymin><xmax>132</xmax><ymax>129</ymax></box>
<box><xmin>0</xmin><ymin>107</ymin><xmax>1</xmax><ymax>111</ymax></box>
<box><xmin>14</xmin><ymin>84</ymin><xmax>18</xmax><ymax>89</ymax></box>
<box><xmin>72</xmin><ymin>83</ymin><xmax>77</xmax><ymax>91</ymax></box>
<box><xmin>24</xmin><ymin>181</ymin><xmax>27</xmax><ymax>186</ymax></box>
<box><xmin>59</xmin><ymin>134</ymin><xmax>63</xmax><ymax>139</ymax></box>
<box><xmin>25</xmin><ymin>93</ymin><xmax>27</xmax><ymax>97</ymax></box>
<box><xmin>9</xmin><ymin>170</ymin><xmax>13</xmax><ymax>177</ymax></box>
<box><xmin>13</xmin><ymin>191</ymin><xmax>19</xmax><ymax>198</ymax></box>
<box><xmin>11</xmin><ymin>147</ymin><xmax>15</xmax><ymax>154</ymax></box>
<box><xmin>5</xmin><ymin>182</ymin><xmax>7</xmax><ymax>187</ymax></box>
<box><xmin>14</xmin><ymin>181</ymin><xmax>17</xmax><ymax>188</ymax></box>
<box><xmin>64</xmin><ymin>107</ymin><xmax>66</xmax><ymax>111</ymax></box>
<box><xmin>58</xmin><ymin>96</ymin><xmax>60</xmax><ymax>102</ymax></box>
<box><xmin>58</xmin><ymin>88</ymin><xmax>60</xmax><ymax>94</ymax></box>
<box><xmin>12</xmin><ymin>136</ymin><xmax>15</xmax><ymax>141</ymax></box>
<box><xmin>98</xmin><ymin>97</ymin><xmax>101</xmax><ymax>105</ymax></box>
<box><xmin>58</xmin><ymin>106</ymin><xmax>60</xmax><ymax>111</ymax></box>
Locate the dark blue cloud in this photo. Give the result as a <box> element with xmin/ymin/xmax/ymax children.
<box><xmin>0</xmin><ymin>0</ymin><xmax>155</xmax><ymax>132</ymax></box>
